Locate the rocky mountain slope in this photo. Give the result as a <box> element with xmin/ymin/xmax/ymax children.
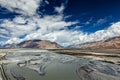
<box><xmin>75</xmin><ymin>36</ymin><xmax>120</xmax><ymax>49</ymax></box>
<box><xmin>4</xmin><ymin>40</ymin><xmax>61</xmax><ymax>49</ymax></box>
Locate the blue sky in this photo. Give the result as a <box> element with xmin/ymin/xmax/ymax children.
<box><xmin>65</xmin><ymin>0</ymin><xmax>120</xmax><ymax>32</ymax></box>
<box><xmin>0</xmin><ymin>0</ymin><xmax>120</xmax><ymax>47</ymax></box>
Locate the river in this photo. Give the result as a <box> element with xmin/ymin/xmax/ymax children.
<box><xmin>0</xmin><ymin>49</ymin><xmax>120</xmax><ymax>80</ymax></box>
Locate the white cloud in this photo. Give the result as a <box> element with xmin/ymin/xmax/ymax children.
<box><xmin>0</xmin><ymin>34</ymin><xmax>9</xmax><ymax>39</ymax></box>
<box><xmin>84</xmin><ymin>17</ymin><xmax>93</xmax><ymax>25</ymax></box>
<box><xmin>55</xmin><ymin>4</ymin><xmax>65</xmax><ymax>14</ymax></box>
<box><xmin>0</xmin><ymin>0</ymin><xmax>43</xmax><ymax>16</ymax></box>
<box><xmin>0</xmin><ymin>28</ymin><xmax>9</xmax><ymax>35</ymax></box>
<box><xmin>45</xmin><ymin>0</ymin><xmax>49</xmax><ymax>4</ymax></box>
<box><xmin>13</xmin><ymin>16</ymin><xmax>26</xmax><ymax>24</ymax></box>
<box><xmin>93</xmin><ymin>18</ymin><xmax>107</xmax><ymax>27</ymax></box>
<box><xmin>88</xmin><ymin>22</ymin><xmax>120</xmax><ymax>41</ymax></box>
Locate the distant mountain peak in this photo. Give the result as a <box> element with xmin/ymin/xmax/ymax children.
<box><xmin>4</xmin><ymin>39</ymin><xmax>61</xmax><ymax>49</ymax></box>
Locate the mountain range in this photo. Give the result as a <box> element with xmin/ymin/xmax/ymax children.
<box><xmin>4</xmin><ymin>40</ymin><xmax>61</xmax><ymax>49</ymax></box>
<box><xmin>2</xmin><ymin>36</ymin><xmax>120</xmax><ymax>49</ymax></box>
<box><xmin>75</xmin><ymin>36</ymin><xmax>120</xmax><ymax>49</ymax></box>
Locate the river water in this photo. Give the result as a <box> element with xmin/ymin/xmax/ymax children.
<box><xmin>0</xmin><ymin>49</ymin><xmax>120</xmax><ymax>80</ymax></box>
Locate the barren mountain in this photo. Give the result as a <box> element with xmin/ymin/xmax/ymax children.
<box><xmin>75</xmin><ymin>36</ymin><xmax>120</xmax><ymax>49</ymax></box>
<box><xmin>17</xmin><ymin>40</ymin><xmax>61</xmax><ymax>49</ymax></box>
<box><xmin>3</xmin><ymin>43</ymin><xmax>18</xmax><ymax>48</ymax></box>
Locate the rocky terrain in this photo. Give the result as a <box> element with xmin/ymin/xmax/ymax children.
<box><xmin>75</xmin><ymin>36</ymin><xmax>120</xmax><ymax>49</ymax></box>
<box><xmin>4</xmin><ymin>40</ymin><xmax>61</xmax><ymax>49</ymax></box>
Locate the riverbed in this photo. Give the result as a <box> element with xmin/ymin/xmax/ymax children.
<box><xmin>0</xmin><ymin>49</ymin><xmax>120</xmax><ymax>80</ymax></box>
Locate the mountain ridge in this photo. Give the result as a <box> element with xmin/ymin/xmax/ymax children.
<box><xmin>3</xmin><ymin>39</ymin><xmax>61</xmax><ymax>49</ymax></box>
<box><xmin>75</xmin><ymin>36</ymin><xmax>120</xmax><ymax>49</ymax></box>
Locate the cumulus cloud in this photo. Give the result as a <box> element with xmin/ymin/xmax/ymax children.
<box><xmin>86</xmin><ymin>22</ymin><xmax>120</xmax><ymax>43</ymax></box>
<box><xmin>1</xmin><ymin>17</ymin><xmax>37</xmax><ymax>37</ymax></box>
<box><xmin>0</xmin><ymin>0</ymin><xmax>120</xmax><ymax>47</ymax></box>
<box><xmin>0</xmin><ymin>0</ymin><xmax>42</xmax><ymax>16</ymax></box>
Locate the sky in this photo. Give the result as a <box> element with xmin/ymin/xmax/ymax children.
<box><xmin>0</xmin><ymin>0</ymin><xmax>120</xmax><ymax>47</ymax></box>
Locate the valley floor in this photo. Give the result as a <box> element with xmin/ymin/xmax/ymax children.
<box><xmin>0</xmin><ymin>48</ymin><xmax>120</xmax><ymax>80</ymax></box>
<box><xmin>49</xmin><ymin>49</ymin><xmax>120</xmax><ymax>65</ymax></box>
<box><xmin>0</xmin><ymin>48</ymin><xmax>120</xmax><ymax>65</ymax></box>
